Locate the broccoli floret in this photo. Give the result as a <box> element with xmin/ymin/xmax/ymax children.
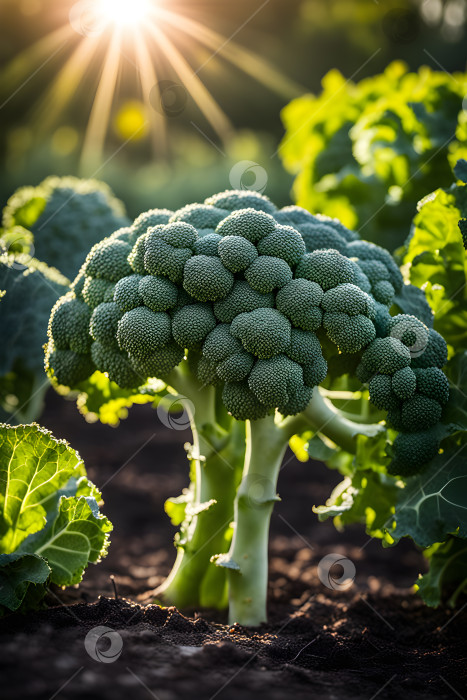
<box><xmin>144</xmin><ymin>224</ymin><xmax>197</xmax><ymax>283</ymax></box>
<box><xmin>47</xmin><ymin>346</ymin><xmax>95</xmax><ymax>387</ymax></box>
<box><xmin>411</xmin><ymin>329</ymin><xmax>448</xmax><ymax>369</ymax></box>
<box><xmin>91</xmin><ymin>341</ymin><xmax>141</xmax><ymax>388</ymax></box>
<box><xmin>373</xmin><ymin>302</ymin><xmax>392</xmax><ymax>337</ymax></box>
<box><xmin>286</xmin><ymin>329</ymin><xmax>322</xmax><ymax>365</ymax></box>
<box><xmin>388</xmin><ymin>314</ymin><xmax>429</xmax><ymax>357</ymax></box>
<box><xmin>117</xmin><ymin>307</ymin><xmax>172</xmax><ymax>359</ymax></box>
<box><xmin>214</xmin><ymin>280</ymin><xmax>275</xmax><ymax>323</ymax></box>
<box><xmin>278</xmin><ymin>384</ymin><xmax>314</xmax><ymax>416</ymax></box>
<box><xmin>84</xmin><ymin>238</ymin><xmax>133</xmax><ymax>282</ymax></box>
<box><xmin>392</xmin><ymin>367</ymin><xmax>416</xmax><ymax>400</ymax></box>
<box><xmin>302</xmin><ymin>355</ymin><xmax>328</xmax><ymax>387</ymax></box>
<box><xmin>217</xmin><ymin>351</ymin><xmax>254</xmax><ymax>382</ymax></box>
<box><xmin>257</xmin><ymin>225</ymin><xmax>306</xmax><ymax>266</ymax></box>
<box><xmin>203</xmin><ymin>324</ymin><xmax>243</xmax><ymax>362</ymax></box>
<box><xmin>322</xmin><ymin>283</ymin><xmax>375</xmax><ymax>318</ymax></box>
<box><xmin>295</xmin><ymin>249</ymin><xmax>355</xmax><ymax>290</ymax></box>
<box><xmin>114</xmin><ymin>275</ymin><xmax>143</xmax><ymax>313</ymax></box>
<box><xmin>400</xmin><ymin>394</ymin><xmax>443</xmax><ymax>432</ymax></box>
<box><xmin>276</xmin><ymin>279</ymin><xmax>323</xmax><ymax>331</ymax></box>
<box><xmin>323</xmin><ymin>312</ymin><xmax>376</xmax><ymax>354</ymax></box>
<box><xmin>388</xmin><ymin>431</ymin><xmax>441</xmax><ymax>476</ymax></box>
<box><xmin>206</xmin><ymin>190</ymin><xmax>277</xmax><ymax>215</ymax></box>
<box><xmin>218</xmin><ymin>236</ymin><xmax>258</xmax><ymax>272</ymax></box>
<box><xmin>132</xmin><ymin>209</ymin><xmax>173</xmax><ymax>236</ymax></box>
<box><xmin>248</xmin><ymin>354</ymin><xmax>303</xmax><ymax>409</ymax></box>
<box><xmin>128</xmin><ymin>233</ymin><xmax>149</xmax><ymax>275</ymax></box>
<box><xmin>139</xmin><ymin>275</ymin><xmax>178</xmax><ymax>312</ymax></box>
<box><xmin>298</xmin><ymin>223</ymin><xmax>348</xmax><ymax>254</ymax></box>
<box><xmin>183</xmin><ymin>255</ymin><xmax>234</xmax><ymax>302</ymax></box>
<box><xmin>171</xmin><ymin>303</ymin><xmax>217</xmax><ymax>349</ymax></box>
<box><xmin>83</xmin><ymin>277</ymin><xmax>116</xmax><ymax>309</ymax></box>
<box><xmin>360</xmin><ymin>337</ymin><xmax>411</xmax><ymax>376</ymax></box>
<box><xmin>414</xmin><ymin>367</ymin><xmax>450</xmax><ymax>405</ymax></box>
<box><xmin>372</xmin><ymin>280</ymin><xmax>395</xmax><ymax>305</ymax></box>
<box><xmin>90</xmin><ymin>302</ymin><xmax>122</xmax><ymax>348</ymax></box>
<box><xmin>49</xmin><ymin>294</ymin><xmax>92</xmax><ymax>354</ymax></box>
<box><xmin>274</xmin><ymin>205</ymin><xmax>316</xmax><ymax>226</ymax></box>
<box><xmin>245</xmin><ymin>256</ymin><xmax>293</xmax><ymax>293</ymax></box>
<box><xmin>170</xmin><ymin>203</ymin><xmax>226</xmax><ymax>229</ymax></box>
<box><xmin>222</xmin><ymin>381</ymin><xmax>270</xmax><ymax>420</ymax></box>
<box><xmin>194</xmin><ymin>233</ymin><xmax>222</xmax><ymax>257</ymax></box>
<box><xmin>231</xmin><ymin>308</ymin><xmax>292</xmax><ymax>359</ymax></box>
<box><xmin>347</xmin><ymin>240</ymin><xmax>403</xmax><ymax>291</ymax></box>
<box><xmin>216</xmin><ymin>209</ymin><xmax>276</xmax><ymax>242</ymax></box>
<box><xmin>369</xmin><ymin>374</ymin><xmax>399</xmax><ymax>411</ymax></box>
<box><xmin>129</xmin><ymin>341</ymin><xmax>185</xmax><ymax>378</ymax></box>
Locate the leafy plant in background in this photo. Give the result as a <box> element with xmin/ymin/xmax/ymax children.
<box><xmin>0</xmin><ymin>423</ymin><xmax>112</xmax><ymax>615</ymax></box>
<box><xmin>280</xmin><ymin>62</ymin><xmax>467</xmax><ymax>251</ymax></box>
<box><xmin>0</xmin><ymin>177</ymin><xmax>129</xmax><ymax>423</ymax></box>
<box><xmin>390</xmin><ymin>160</ymin><xmax>467</xmax><ymax>605</ymax></box>
<box><xmin>44</xmin><ymin>187</ymin><xmax>464</xmax><ymax>625</ymax></box>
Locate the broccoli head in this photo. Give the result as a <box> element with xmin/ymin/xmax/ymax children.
<box><xmin>46</xmin><ymin>189</ymin><xmax>450</xmax><ymax>476</ymax></box>
<box><xmin>2</xmin><ymin>176</ymin><xmax>129</xmax><ymax>280</ymax></box>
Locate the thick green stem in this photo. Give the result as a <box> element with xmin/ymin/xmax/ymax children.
<box><xmin>281</xmin><ymin>387</ymin><xmax>384</xmax><ymax>452</ymax></box>
<box><xmin>155</xmin><ymin>366</ymin><xmax>245</xmax><ymax>610</ymax></box>
<box><xmin>223</xmin><ymin>415</ymin><xmax>288</xmax><ymax>626</ymax></box>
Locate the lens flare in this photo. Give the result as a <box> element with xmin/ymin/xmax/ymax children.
<box><xmin>98</xmin><ymin>0</ymin><xmax>152</xmax><ymax>27</ymax></box>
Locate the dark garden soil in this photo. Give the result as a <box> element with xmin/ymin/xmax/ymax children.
<box><xmin>1</xmin><ymin>391</ymin><xmax>466</xmax><ymax>700</ymax></box>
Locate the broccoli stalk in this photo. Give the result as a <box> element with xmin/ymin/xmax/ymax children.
<box><xmin>154</xmin><ymin>363</ymin><xmax>245</xmax><ymax>610</ymax></box>
<box><xmin>218</xmin><ymin>388</ymin><xmax>384</xmax><ymax>626</ymax></box>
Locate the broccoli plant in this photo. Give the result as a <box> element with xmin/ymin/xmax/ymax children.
<box><xmin>0</xmin><ymin>177</ymin><xmax>130</xmax><ymax>423</ymax></box>
<box><xmin>45</xmin><ymin>188</ymin><xmax>459</xmax><ymax>626</ymax></box>
<box><xmin>280</xmin><ymin>62</ymin><xmax>467</xmax><ymax>251</ymax></box>
<box><xmin>2</xmin><ymin>176</ymin><xmax>129</xmax><ymax>280</ymax></box>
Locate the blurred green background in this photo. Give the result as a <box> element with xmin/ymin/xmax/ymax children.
<box><xmin>0</xmin><ymin>0</ymin><xmax>466</xmax><ymax>218</ymax></box>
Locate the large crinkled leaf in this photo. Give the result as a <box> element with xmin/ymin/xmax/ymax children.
<box><xmin>22</xmin><ymin>488</ymin><xmax>112</xmax><ymax>586</ymax></box>
<box><xmin>401</xmin><ymin>177</ymin><xmax>467</xmax><ymax>353</ymax></box>
<box><xmin>280</xmin><ymin>62</ymin><xmax>467</xmax><ymax>249</ymax></box>
<box><xmin>0</xmin><ymin>424</ymin><xmax>111</xmax><ymax>613</ymax></box>
<box><xmin>417</xmin><ymin>536</ymin><xmax>467</xmax><ymax>608</ymax></box>
<box><xmin>392</xmin><ymin>450</ymin><xmax>467</xmax><ymax>548</ymax></box>
<box><xmin>0</xmin><ymin>553</ymin><xmax>50</xmax><ymax>614</ymax></box>
<box><xmin>0</xmin><ymin>424</ymin><xmax>86</xmax><ymax>552</ymax></box>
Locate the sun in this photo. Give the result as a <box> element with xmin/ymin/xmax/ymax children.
<box><xmin>98</xmin><ymin>0</ymin><xmax>152</xmax><ymax>27</ymax></box>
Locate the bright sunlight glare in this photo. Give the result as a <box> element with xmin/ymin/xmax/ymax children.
<box><xmin>98</xmin><ymin>0</ymin><xmax>152</xmax><ymax>27</ymax></box>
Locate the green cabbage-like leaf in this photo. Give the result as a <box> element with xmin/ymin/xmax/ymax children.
<box><xmin>0</xmin><ymin>553</ymin><xmax>50</xmax><ymax>613</ymax></box>
<box><xmin>392</xmin><ymin>451</ymin><xmax>467</xmax><ymax>548</ymax></box>
<box><xmin>0</xmin><ymin>424</ymin><xmax>111</xmax><ymax>614</ymax></box>
<box><xmin>417</xmin><ymin>536</ymin><xmax>467</xmax><ymax>608</ymax></box>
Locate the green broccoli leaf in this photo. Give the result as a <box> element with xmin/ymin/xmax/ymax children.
<box><xmin>417</xmin><ymin>536</ymin><xmax>467</xmax><ymax>608</ymax></box>
<box><xmin>0</xmin><ymin>553</ymin><xmax>50</xmax><ymax>615</ymax></box>
<box><xmin>280</xmin><ymin>62</ymin><xmax>467</xmax><ymax>250</ymax></box>
<box><xmin>392</xmin><ymin>450</ymin><xmax>467</xmax><ymax>548</ymax></box>
<box><xmin>400</xmin><ymin>179</ymin><xmax>467</xmax><ymax>354</ymax></box>
<box><xmin>0</xmin><ymin>423</ymin><xmax>111</xmax><ymax>613</ymax></box>
<box><xmin>314</xmin><ymin>469</ymin><xmax>399</xmax><ymax>543</ymax></box>
<box><xmin>22</xmin><ymin>488</ymin><xmax>112</xmax><ymax>586</ymax></box>
<box><xmin>0</xmin><ymin>424</ymin><xmax>86</xmax><ymax>552</ymax></box>
<box><xmin>76</xmin><ymin>371</ymin><xmax>166</xmax><ymax>426</ymax></box>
